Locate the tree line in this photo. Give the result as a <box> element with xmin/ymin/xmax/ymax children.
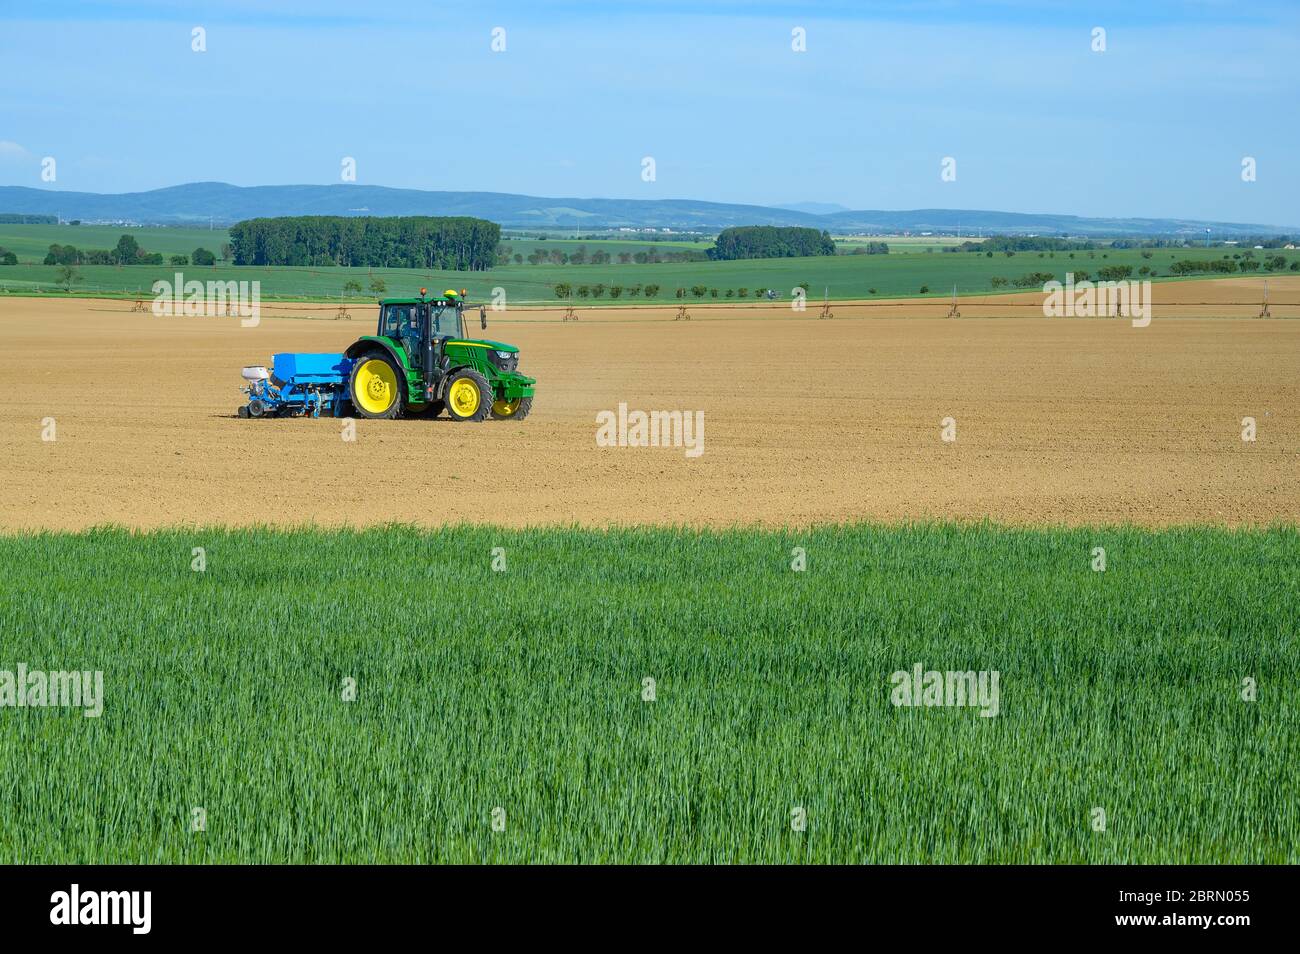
<box><xmin>707</xmin><ymin>226</ymin><xmax>836</xmax><ymax>260</ymax></box>
<box><xmin>42</xmin><ymin>234</ymin><xmax>217</xmax><ymax>267</ymax></box>
<box><xmin>552</xmin><ymin>282</ymin><xmax>789</xmax><ymax>301</ymax></box>
<box><xmin>500</xmin><ymin>244</ymin><xmax>709</xmax><ymax>266</ymax></box>
<box><xmin>228</xmin><ymin>216</ymin><xmax>500</xmax><ymax>270</ymax></box>
<box><xmin>968</xmin><ymin>235</ymin><xmax>1295</xmax><ymax>253</ymax></box>
<box><xmin>961</xmin><ymin>237</ymin><xmax>1098</xmax><ymax>252</ymax></box>
<box><xmin>553</xmin><ymin>282</ymin><xmax>662</xmax><ymax>300</ymax></box>
<box><xmin>1169</xmin><ymin>255</ymin><xmax>1295</xmax><ymax>275</ymax></box>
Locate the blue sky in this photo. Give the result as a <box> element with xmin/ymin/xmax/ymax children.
<box><xmin>1</xmin><ymin>0</ymin><xmax>1297</xmax><ymax>224</ymax></box>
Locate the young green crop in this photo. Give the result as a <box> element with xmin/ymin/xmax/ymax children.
<box><xmin>1</xmin><ymin>226</ymin><xmax>1296</xmax><ymax>305</ymax></box>
<box><xmin>0</xmin><ymin>523</ymin><xmax>1295</xmax><ymax>863</ymax></box>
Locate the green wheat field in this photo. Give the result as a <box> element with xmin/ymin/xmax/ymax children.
<box><xmin>0</xmin><ymin>524</ymin><xmax>1295</xmax><ymax>863</ymax></box>
<box><xmin>2</xmin><ymin>223</ymin><xmax>1297</xmax><ymax>303</ymax></box>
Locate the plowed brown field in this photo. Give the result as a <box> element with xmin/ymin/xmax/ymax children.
<box><xmin>2</xmin><ymin>278</ymin><xmax>1298</xmax><ymax>530</ymax></box>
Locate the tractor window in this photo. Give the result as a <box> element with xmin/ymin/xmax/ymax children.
<box><xmin>382</xmin><ymin>304</ymin><xmax>415</xmax><ymax>336</ymax></box>
<box><xmin>430</xmin><ymin>305</ymin><xmax>462</xmax><ymax>339</ymax></box>
<box><xmin>379</xmin><ymin>308</ymin><xmax>400</xmax><ymax>337</ymax></box>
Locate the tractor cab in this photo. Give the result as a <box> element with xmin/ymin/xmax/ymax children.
<box><xmin>377</xmin><ymin>289</ymin><xmax>472</xmax><ymax>345</ymax></box>
<box><xmin>341</xmin><ymin>288</ymin><xmax>535</xmax><ymax>422</ymax></box>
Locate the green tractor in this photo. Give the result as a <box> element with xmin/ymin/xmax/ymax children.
<box><xmin>345</xmin><ymin>288</ymin><xmax>535</xmax><ymax>421</ymax></box>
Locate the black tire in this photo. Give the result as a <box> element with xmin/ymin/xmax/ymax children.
<box><xmin>238</xmin><ymin>405</ymin><xmax>250</xmax><ymax>419</ymax></box>
<box><xmin>348</xmin><ymin>352</ymin><xmax>405</xmax><ymax>420</ymax></box>
<box><xmin>490</xmin><ymin>396</ymin><xmax>533</xmax><ymax>421</ymax></box>
<box><xmin>247</xmin><ymin>399</ymin><xmax>266</xmax><ymax>418</ymax></box>
<box><xmin>442</xmin><ymin>368</ymin><xmax>492</xmax><ymax>422</ymax></box>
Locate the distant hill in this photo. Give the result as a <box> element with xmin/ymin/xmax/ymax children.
<box><xmin>0</xmin><ymin>182</ymin><xmax>1292</xmax><ymax>237</ymax></box>
<box><xmin>773</xmin><ymin>201</ymin><xmax>851</xmax><ymax>215</ymax></box>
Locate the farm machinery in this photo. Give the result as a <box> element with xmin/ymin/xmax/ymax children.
<box><xmin>237</xmin><ymin>289</ymin><xmax>535</xmax><ymax>421</ymax></box>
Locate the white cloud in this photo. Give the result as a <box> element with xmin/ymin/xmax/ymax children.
<box><xmin>0</xmin><ymin>141</ymin><xmax>30</xmax><ymax>159</ymax></box>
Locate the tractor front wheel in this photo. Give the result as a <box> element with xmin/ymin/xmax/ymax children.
<box><xmin>443</xmin><ymin>369</ymin><xmax>492</xmax><ymax>422</ymax></box>
<box><xmin>349</xmin><ymin>354</ymin><xmax>404</xmax><ymax>419</ymax></box>
<box><xmin>490</xmin><ymin>396</ymin><xmax>533</xmax><ymax>421</ymax></box>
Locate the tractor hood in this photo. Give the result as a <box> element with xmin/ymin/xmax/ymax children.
<box><xmin>447</xmin><ymin>338</ymin><xmax>518</xmax><ymax>353</ymax></box>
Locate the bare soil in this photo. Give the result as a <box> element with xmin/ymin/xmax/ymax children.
<box><xmin>2</xmin><ymin>279</ymin><xmax>1297</xmax><ymax>530</ymax></box>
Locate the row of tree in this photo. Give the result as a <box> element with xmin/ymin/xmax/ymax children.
<box><xmin>553</xmin><ymin>282</ymin><xmax>662</xmax><ymax>299</ymax></box>
<box><xmin>500</xmin><ymin>245</ymin><xmax>708</xmax><ymax>266</ymax></box>
<box><xmin>986</xmin><ymin>268</ymin><xmax>1132</xmax><ymax>289</ymax></box>
<box><xmin>41</xmin><ymin>235</ymin><xmax>218</xmax><ymax>267</ymax></box>
<box><xmin>228</xmin><ymin>216</ymin><xmax>500</xmax><ymax>270</ymax></box>
<box><xmin>673</xmin><ymin>286</ymin><xmax>778</xmax><ymax>299</ymax></box>
<box><xmin>0</xmin><ymin>213</ymin><xmax>56</xmax><ymax>224</ymax></box>
<box><xmin>962</xmin><ymin>237</ymin><xmax>1098</xmax><ymax>252</ymax></box>
<box><xmin>553</xmin><ymin>282</ymin><xmax>788</xmax><ymax>300</ymax></box>
<box><xmin>1169</xmin><ymin>256</ymin><xmax>1295</xmax><ymax>275</ymax></box>
<box><xmin>708</xmin><ymin>226</ymin><xmax>836</xmax><ymax>260</ymax></box>
<box><xmin>969</xmin><ymin>235</ymin><xmax>1296</xmax><ymax>252</ymax></box>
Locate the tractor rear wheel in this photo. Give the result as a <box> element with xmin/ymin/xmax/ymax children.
<box><xmin>443</xmin><ymin>369</ymin><xmax>492</xmax><ymax>422</ymax></box>
<box><xmin>349</xmin><ymin>353</ymin><xmax>404</xmax><ymax>419</ymax></box>
<box><xmin>490</xmin><ymin>396</ymin><xmax>533</xmax><ymax>421</ymax></box>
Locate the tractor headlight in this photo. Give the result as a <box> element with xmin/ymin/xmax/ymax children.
<box><xmin>488</xmin><ymin>349</ymin><xmax>519</xmax><ymax>372</ymax></box>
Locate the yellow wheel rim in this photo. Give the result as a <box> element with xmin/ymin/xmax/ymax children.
<box><xmin>492</xmin><ymin>398</ymin><xmax>520</xmax><ymax>417</ymax></box>
<box><xmin>448</xmin><ymin>378</ymin><xmax>480</xmax><ymax>417</ymax></box>
<box><xmin>354</xmin><ymin>359</ymin><xmax>398</xmax><ymax>414</ymax></box>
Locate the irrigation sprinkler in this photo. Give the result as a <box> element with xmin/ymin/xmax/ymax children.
<box><xmin>818</xmin><ymin>286</ymin><xmax>833</xmax><ymax>319</ymax></box>
<box><xmin>947</xmin><ymin>285</ymin><xmax>961</xmax><ymax>318</ymax></box>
